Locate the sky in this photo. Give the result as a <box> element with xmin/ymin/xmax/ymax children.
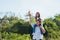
<box><xmin>0</xmin><ymin>0</ymin><xmax>60</xmax><ymax>20</ymax></box>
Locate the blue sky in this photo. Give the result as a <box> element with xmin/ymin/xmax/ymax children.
<box><xmin>0</xmin><ymin>0</ymin><xmax>60</xmax><ymax>20</ymax></box>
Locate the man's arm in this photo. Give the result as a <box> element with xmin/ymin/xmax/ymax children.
<box><xmin>40</xmin><ymin>20</ymin><xmax>46</xmax><ymax>33</ymax></box>
<box><xmin>41</xmin><ymin>26</ymin><xmax>46</xmax><ymax>33</ymax></box>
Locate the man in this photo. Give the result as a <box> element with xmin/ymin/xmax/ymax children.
<box><xmin>28</xmin><ymin>11</ymin><xmax>46</xmax><ymax>40</ymax></box>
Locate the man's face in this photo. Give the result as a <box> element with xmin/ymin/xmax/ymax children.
<box><xmin>36</xmin><ymin>21</ymin><xmax>40</xmax><ymax>26</ymax></box>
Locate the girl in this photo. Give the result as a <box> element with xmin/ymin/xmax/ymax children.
<box><xmin>35</xmin><ymin>12</ymin><xmax>41</xmax><ymax>20</ymax></box>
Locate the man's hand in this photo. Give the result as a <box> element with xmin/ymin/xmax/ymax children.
<box><xmin>40</xmin><ymin>26</ymin><xmax>46</xmax><ymax>33</ymax></box>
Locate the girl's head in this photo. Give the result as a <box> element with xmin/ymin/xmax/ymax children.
<box><xmin>35</xmin><ymin>12</ymin><xmax>40</xmax><ymax>18</ymax></box>
<box><xmin>35</xmin><ymin>12</ymin><xmax>41</xmax><ymax>22</ymax></box>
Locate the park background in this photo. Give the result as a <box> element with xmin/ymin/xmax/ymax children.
<box><xmin>0</xmin><ymin>0</ymin><xmax>60</xmax><ymax>40</ymax></box>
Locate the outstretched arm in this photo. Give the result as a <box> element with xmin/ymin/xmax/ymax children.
<box><xmin>28</xmin><ymin>11</ymin><xmax>32</xmax><ymax>24</ymax></box>
<box><xmin>28</xmin><ymin>11</ymin><xmax>35</xmax><ymax>28</ymax></box>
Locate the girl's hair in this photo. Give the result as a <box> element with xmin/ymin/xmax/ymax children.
<box><xmin>35</xmin><ymin>12</ymin><xmax>41</xmax><ymax>23</ymax></box>
<box><xmin>35</xmin><ymin>12</ymin><xmax>40</xmax><ymax>18</ymax></box>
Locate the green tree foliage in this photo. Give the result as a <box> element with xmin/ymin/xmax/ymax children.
<box><xmin>0</xmin><ymin>14</ymin><xmax>60</xmax><ymax>40</ymax></box>
<box><xmin>43</xmin><ymin>14</ymin><xmax>60</xmax><ymax>40</ymax></box>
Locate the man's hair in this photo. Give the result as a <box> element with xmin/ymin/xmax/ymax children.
<box><xmin>36</xmin><ymin>18</ymin><xmax>41</xmax><ymax>23</ymax></box>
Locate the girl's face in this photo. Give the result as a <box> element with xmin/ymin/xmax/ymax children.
<box><xmin>36</xmin><ymin>12</ymin><xmax>40</xmax><ymax>17</ymax></box>
<box><xmin>36</xmin><ymin>13</ymin><xmax>39</xmax><ymax>17</ymax></box>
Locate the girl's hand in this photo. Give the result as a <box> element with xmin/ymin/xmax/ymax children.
<box><xmin>28</xmin><ymin>11</ymin><xmax>31</xmax><ymax>17</ymax></box>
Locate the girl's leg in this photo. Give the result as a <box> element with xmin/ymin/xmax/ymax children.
<box><xmin>33</xmin><ymin>39</ymin><xmax>36</xmax><ymax>40</ymax></box>
<box><xmin>40</xmin><ymin>39</ymin><xmax>42</xmax><ymax>40</ymax></box>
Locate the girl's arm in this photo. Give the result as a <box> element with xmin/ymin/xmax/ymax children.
<box><xmin>28</xmin><ymin>11</ymin><xmax>33</xmax><ymax>24</ymax></box>
<box><xmin>28</xmin><ymin>11</ymin><xmax>34</xmax><ymax>28</ymax></box>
